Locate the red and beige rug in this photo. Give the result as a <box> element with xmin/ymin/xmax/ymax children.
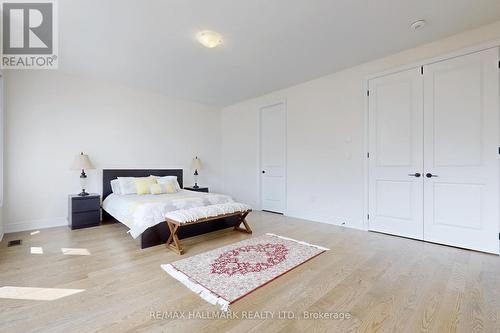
<box><xmin>161</xmin><ymin>233</ymin><xmax>329</xmax><ymax>311</ymax></box>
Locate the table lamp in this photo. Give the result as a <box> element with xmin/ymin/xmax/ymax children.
<box><xmin>70</xmin><ymin>152</ymin><xmax>95</xmax><ymax>196</ymax></box>
<box><xmin>191</xmin><ymin>156</ymin><xmax>203</xmax><ymax>189</ymax></box>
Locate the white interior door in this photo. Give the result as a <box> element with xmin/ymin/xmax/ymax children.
<box><xmin>260</xmin><ymin>102</ymin><xmax>286</xmax><ymax>214</ymax></box>
<box><xmin>423</xmin><ymin>48</ymin><xmax>499</xmax><ymax>254</ymax></box>
<box><xmin>368</xmin><ymin>67</ymin><xmax>424</xmax><ymax>239</ymax></box>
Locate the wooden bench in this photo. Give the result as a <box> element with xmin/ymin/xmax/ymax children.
<box><xmin>165</xmin><ymin>210</ymin><xmax>252</xmax><ymax>255</ymax></box>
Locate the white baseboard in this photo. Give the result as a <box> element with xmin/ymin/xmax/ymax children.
<box><xmin>4</xmin><ymin>217</ymin><xmax>67</xmax><ymax>234</ymax></box>
<box><xmin>284</xmin><ymin>209</ymin><xmax>367</xmax><ymax>231</ymax></box>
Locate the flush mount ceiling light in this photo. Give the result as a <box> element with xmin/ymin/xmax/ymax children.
<box><xmin>196</xmin><ymin>30</ymin><xmax>223</xmax><ymax>48</ymax></box>
<box><xmin>410</xmin><ymin>20</ymin><xmax>427</xmax><ymax>31</ymax></box>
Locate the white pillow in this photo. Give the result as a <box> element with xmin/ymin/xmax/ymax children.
<box><xmin>117</xmin><ymin>177</ymin><xmax>138</xmax><ymax>195</ymax></box>
<box><xmin>110</xmin><ymin>179</ymin><xmax>122</xmax><ymax>195</ymax></box>
<box><xmin>155</xmin><ymin>176</ymin><xmax>181</xmax><ymax>192</ymax></box>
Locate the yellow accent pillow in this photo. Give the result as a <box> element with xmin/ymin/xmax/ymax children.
<box><xmin>165</xmin><ymin>183</ymin><xmax>175</xmax><ymax>193</ymax></box>
<box><xmin>149</xmin><ymin>182</ymin><xmax>176</xmax><ymax>195</ymax></box>
<box><xmin>133</xmin><ymin>176</ymin><xmax>157</xmax><ymax>195</ymax></box>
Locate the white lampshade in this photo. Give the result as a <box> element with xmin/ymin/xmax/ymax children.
<box><xmin>191</xmin><ymin>157</ymin><xmax>202</xmax><ymax>170</ymax></box>
<box><xmin>70</xmin><ymin>153</ymin><xmax>95</xmax><ymax>170</ymax></box>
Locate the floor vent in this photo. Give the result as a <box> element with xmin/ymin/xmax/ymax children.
<box><xmin>7</xmin><ymin>240</ymin><xmax>22</xmax><ymax>247</ymax></box>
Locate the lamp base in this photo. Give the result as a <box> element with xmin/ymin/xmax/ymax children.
<box><xmin>193</xmin><ymin>169</ymin><xmax>199</xmax><ymax>189</ymax></box>
<box><xmin>78</xmin><ymin>190</ymin><xmax>89</xmax><ymax>196</ymax></box>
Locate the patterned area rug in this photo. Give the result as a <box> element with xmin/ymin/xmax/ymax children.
<box><xmin>161</xmin><ymin>233</ymin><xmax>329</xmax><ymax>311</ymax></box>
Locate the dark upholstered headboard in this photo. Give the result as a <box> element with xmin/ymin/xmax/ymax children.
<box><xmin>102</xmin><ymin>169</ymin><xmax>183</xmax><ymax>200</ymax></box>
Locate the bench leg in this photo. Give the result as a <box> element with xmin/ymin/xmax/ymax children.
<box><xmin>166</xmin><ymin>221</ymin><xmax>184</xmax><ymax>255</ymax></box>
<box><xmin>234</xmin><ymin>212</ymin><xmax>252</xmax><ymax>234</ymax></box>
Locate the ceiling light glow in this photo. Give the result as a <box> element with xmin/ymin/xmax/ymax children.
<box><xmin>196</xmin><ymin>30</ymin><xmax>223</xmax><ymax>48</ymax></box>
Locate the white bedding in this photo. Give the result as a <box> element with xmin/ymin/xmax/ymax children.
<box><xmin>164</xmin><ymin>202</ymin><xmax>251</xmax><ymax>224</ymax></box>
<box><xmin>102</xmin><ymin>190</ymin><xmax>235</xmax><ymax>238</ymax></box>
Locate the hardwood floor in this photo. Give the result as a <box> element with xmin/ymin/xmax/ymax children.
<box><xmin>1</xmin><ymin>211</ymin><xmax>499</xmax><ymax>333</ymax></box>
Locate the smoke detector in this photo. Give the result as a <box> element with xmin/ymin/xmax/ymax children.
<box><xmin>411</xmin><ymin>20</ymin><xmax>427</xmax><ymax>31</ymax></box>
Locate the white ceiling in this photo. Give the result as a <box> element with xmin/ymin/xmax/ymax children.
<box><xmin>59</xmin><ymin>0</ymin><xmax>500</xmax><ymax>107</ymax></box>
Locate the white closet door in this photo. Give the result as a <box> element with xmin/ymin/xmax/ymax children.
<box><xmin>423</xmin><ymin>48</ymin><xmax>499</xmax><ymax>254</ymax></box>
<box><xmin>260</xmin><ymin>102</ymin><xmax>286</xmax><ymax>214</ymax></box>
<box><xmin>368</xmin><ymin>68</ymin><xmax>424</xmax><ymax>239</ymax></box>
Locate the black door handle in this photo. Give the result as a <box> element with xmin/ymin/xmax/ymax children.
<box><xmin>426</xmin><ymin>173</ymin><xmax>438</xmax><ymax>178</ymax></box>
<box><xmin>408</xmin><ymin>173</ymin><xmax>421</xmax><ymax>177</ymax></box>
<box><xmin>262</xmin><ymin>170</ymin><xmax>266</xmax><ymax>174</ymax></box>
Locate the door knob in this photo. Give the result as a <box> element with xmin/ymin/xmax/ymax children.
<box><xmin>426</xmin><ymin>173</ymin><xmax>438</xmax><ymax>178</ymax></box>
<box><xmin>408</xmin><ymin>173</ymin><xmax>421</xmax><ymax>177</ymax></box>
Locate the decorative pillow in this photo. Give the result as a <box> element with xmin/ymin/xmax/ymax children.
<box><xmin>117</xmin><ymin>177</ymin><xmax>137</xmax><ymax>195</ymax></box>
<box><xmin>133</xmin><ymin>176</ymin><xmax>157</xmax><ymax>195</ymax></box>
<box><xmin>110</xmin><ymin>179</ymin><xmax>122</xmax><ymax>195</ymax></box>
<box><xmin>155</xmin><ymin>176</ymin><xmax>181</xmax><ymax>192</ymax></box>
<box><xmin>150</xmin><ymin>182</ymin><xmax>176</xmax><ymax>195</ymax></box>
<box><xmin>117</xmin><ymin>176</ymin><xmax>156</xmax><ymax>195</ymax></box>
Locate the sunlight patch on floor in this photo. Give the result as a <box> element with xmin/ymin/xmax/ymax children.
<box><xmin>30</xmin><ymin>230</ymin><xmax>40</xmax><ymax>236</ymax></box>
<box><xmin>0</xmin><ymin>287</ymin><xmax>84</xmax><ymax>301</ymax></box>
<box><xmin>61</xmin><ymin>248</ymin><xmax>91</xmax><ymax>256</ymax></box>
<box><xmin>30</xmin><ymin>247</ymin><xmax>43</xmax><ymax>254</ymax></box>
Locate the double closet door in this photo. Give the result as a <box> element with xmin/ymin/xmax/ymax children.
<box><xmin>368</xmin><ymin>47</ymin><xmax>499</xmax><ymax>254</ymax></box>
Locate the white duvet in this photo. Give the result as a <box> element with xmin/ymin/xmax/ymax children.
<box><xmin>102</xmin><ymin>190</ymin><xmax>235</xmax><ymax>238</ymax></box>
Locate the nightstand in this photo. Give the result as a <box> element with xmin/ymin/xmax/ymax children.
<box><xmin>184</xmin><ymin>186</ymin><xmax>209</xmax><ymax>193</ymax></box>
<box><xmin>68</xmin><ymin>194</ymin><xmax>101</xmax><ymax>230</ymax></box>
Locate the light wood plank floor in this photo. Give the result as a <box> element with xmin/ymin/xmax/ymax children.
<box><xmin>1</xmin><ymin>211</ymin><xmax>499</xmax><ymax>333</ymax></box>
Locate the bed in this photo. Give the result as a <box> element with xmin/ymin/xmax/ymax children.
<box><xmin>102</xmin><ymin>169</ymin><xmax>242</xmax><ymax>249</ymax></box>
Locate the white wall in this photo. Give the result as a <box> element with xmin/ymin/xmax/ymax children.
<box><xmin>221</xmin><ymin>20</ymin><xmax>500</xmax><ymax>230</ymax></box>
<box><xmin>0</xmin><ymin>209</ymin><xmax>3</xmax><ymax>241</ymax></box>
<box><xmin>4</xmin><ymin>20</ymin><xmax>500</xmax><ymax>234</ymax></box>
<box><xmin>4</xmin><ymin>71</ymin><xmax>221</xmax><ymax>232</ymax></box>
